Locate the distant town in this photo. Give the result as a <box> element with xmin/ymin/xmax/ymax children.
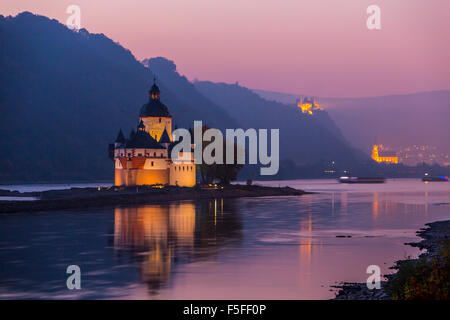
<box><xmin>372</xmin><ymin>144</ymin><xmax>449</xmax><ymax>167</ymax></box>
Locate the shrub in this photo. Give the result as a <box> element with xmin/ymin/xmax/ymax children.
<box><xmin>386</xmin><ymin>239</ymin><xmax>450</xmax><ymax>300</ymax></box>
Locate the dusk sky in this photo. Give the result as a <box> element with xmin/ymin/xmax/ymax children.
<box><xmin>1</xmin><ymin>0</ymin><xmax>449</xmax><ymax>97</ymax></box>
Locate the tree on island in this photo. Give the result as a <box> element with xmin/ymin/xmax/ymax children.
<box><xmin>196</xmin><ymin>126</ymin><xmax>243</xmax><ymax>185</ymax></box>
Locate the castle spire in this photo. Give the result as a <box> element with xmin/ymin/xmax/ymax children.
<box><xmin>115</xmin><ymin>129</ymin><xmax>125</xmax><ymax>144</ymax></box>
<box><xmin>159</xmin><ymin>128</ymin><xmax>171</xmax><ymax>144</ymax></box>
<box><xmin>137</xmin><ymin>119</ymin><xmax>145</xmax><ymax>131</ymax></box>
<box><xmin>149</xmin><ymin>77</ymin><xmax>160</xmax><ymax>100</ymax></box>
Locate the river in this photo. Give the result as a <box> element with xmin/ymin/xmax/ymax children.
<box><xmin>0</xmin><ymin>179</ymin><xmax>448</xmax><ymax>299</ymax></box>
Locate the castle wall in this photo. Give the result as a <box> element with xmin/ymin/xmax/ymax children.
<box><xmin>115</xmin><ymin>168</ymin><xmax>169</xmax><ymax>186</ymax></box>
<box><xmin>114</xmin><ymin>152</ymin><xmax>196</xmax><ymax>187</ymax></box>
<box><xmin>169</xmin><ymin>163</ymin><xmax>196</xmax><ymax>187</ymax></box>
<box><xmin>143</xmin><ymin>158</ymin><xmax>168</xmax><ymax>170</ymax></box>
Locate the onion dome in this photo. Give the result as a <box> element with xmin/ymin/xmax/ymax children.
<box><xmin>140</xmin><ymin>78</ymin><xmax>171</xmax><ymax>117</ymax></box>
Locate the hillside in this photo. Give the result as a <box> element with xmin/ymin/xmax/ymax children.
<box><xmin>194</xmin><ymin>81</ymin><xmax>366</xmax><ymax>166</ymax></box>
<box><xmin>0</xmin><ymin>12</ymin><xmax>238</xmax><ymax>182</ymax></box>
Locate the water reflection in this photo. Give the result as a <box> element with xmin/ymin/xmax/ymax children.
<box><xmin>113</xmin><ymin>200</ymin><xmax>242</xmax><ymax>294</ymax></box>
<box><xmin>340</xmin><ymin>192</ymin><xmax>347</xmax><ymax>215</ymax></box>
<box><xmin>373</xmin><ymin>192</ymin><xmax>379</xmax><ymax>220</ymax></box>
<box><xmin>299</xmin><ymin>213</ymin><xmax>313</xmax><ymax>275</ymax></box>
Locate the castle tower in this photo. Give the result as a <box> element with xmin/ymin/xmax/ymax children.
<box><xmin>112</xmin><ymin>80</ymin><xmax>196</xmax><ymax>187</ymax></box>
<box><xmin>139</xmin><ymin>79</ymin><xmax>172</xmax><ymax>142</ymax></box>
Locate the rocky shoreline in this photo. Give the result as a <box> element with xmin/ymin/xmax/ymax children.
<box><xmin>333</xmin><ymin>220</ymin><xmax>450</xmax><ymax>300</ymax></box>
<box><xmin>0</xmin><ymin>184</ymin><xmax>307</xmax><ymax>213</ymax></box>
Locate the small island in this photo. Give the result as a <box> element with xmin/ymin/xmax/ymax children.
<box><xmin>0</xmin><ymin>184</ymin><xmax>306</xmax><ymax>214</ymax></box>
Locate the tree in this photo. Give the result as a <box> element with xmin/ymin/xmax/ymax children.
<box><xmin>198</xmin><ymin>125</ymin><xmax>243</xmax><ymax>185</ymax></box>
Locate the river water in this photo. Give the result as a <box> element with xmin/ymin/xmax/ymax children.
<box><xmin>0</xmin><ymin>179</ymin><xmax>448</xmax><ymax>299</ymax></box>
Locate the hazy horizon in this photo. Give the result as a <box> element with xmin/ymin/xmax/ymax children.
<box><xmin>252</xmin><ymin>87</ymin><xmax>450</xmax><ymax>102</ymax></box>
<box><xmin>1</xmin><ymin>0</ymin><xmax>450</xmax><ymax>97</ymax></box>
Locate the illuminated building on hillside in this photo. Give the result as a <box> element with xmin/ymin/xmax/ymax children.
<box><xmin>109</xmin><ymin>80</ymin><xmax>196</xmax><ymax>187</ymax></box>
<box><xmin>371</xmin><ymin>144</ymin><xmax>399</xmax><ymax>164</ymax></box>
<box><xmin>297</xmin><ymin>97</ymin><xmax>323</xmax><ymax>115</ymax></box>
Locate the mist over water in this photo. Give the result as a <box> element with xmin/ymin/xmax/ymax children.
<box><xmin>0</xmin><ymin>179</ymin><xmax>448</xmax><ymax>299</ymax></box>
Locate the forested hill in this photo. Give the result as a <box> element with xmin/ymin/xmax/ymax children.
<box><xmin>0</xmin><ymin>12</ymin><xmax>238</xmax><ymax>181</ymax></box>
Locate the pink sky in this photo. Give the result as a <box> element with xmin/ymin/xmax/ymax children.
<box><xmin>1</xmin><ymin>0</ymin><xmax>449</xmax><ymax>97</ymax></box>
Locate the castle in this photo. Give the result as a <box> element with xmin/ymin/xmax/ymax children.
<box><xmin>109</xmin><ymin>81</ymin><xmax>196</xmax><ymax>187</ymax></box>
<box><xmin>371</xmin><ymin>144</ymin><xmax>399</xmax><ymax>164</ymax></box>
<box><xmin>297</xmin><ymin>97</ymin><xmax>323</xmax><ymax>114</ymax></box>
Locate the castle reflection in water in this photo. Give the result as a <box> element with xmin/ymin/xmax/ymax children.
<box><xmin>113</xmin><ymin>200</ymin><xmax>242</xmax><ymax>294</ymax></box>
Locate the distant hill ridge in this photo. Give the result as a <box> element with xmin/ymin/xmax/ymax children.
<box><xmin>253</xmin><ymin>88</ymin><xmax>450</xmax><ymax>153</ymax></box>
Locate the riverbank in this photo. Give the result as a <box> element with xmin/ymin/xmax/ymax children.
<box><xmin>333</xmin><ymin>220</ymin><xmax>450</xmax><ymax>300</ymax></box>
<box><xmin>0</xmin><ymin>184</ymin><xmax>307</xmax><ymax>213</ymax></box>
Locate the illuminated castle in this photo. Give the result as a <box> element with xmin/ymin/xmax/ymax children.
<box><xmin>109</xmin><ymin>81</ymin><xmax>196</xmax><ymax>187</ymax></box>
<box><xmin>297</xmin><ymin>97</ymin><xmax>323</xmax><ymax>114</ymax></box>
<box><xmin>371</xmin><ymin>144</ymin><xmax>399</xmax><ymax>164</ymax></box>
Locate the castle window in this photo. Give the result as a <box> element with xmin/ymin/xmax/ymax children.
<box><xmin>159</xmin><ymin>118</ymin><xmax>161</xmax><ymax>123</ymax></box>
<box><xmin>183</xmin><ymin>166</ymin><xmax>185</xmax><ymax>171</ymax></box>
<box><xmin>138</xmin><ymin>153</ymin><xmax>142</xmax><ymax>156</ymax></box>
<box><xmin>151</xmin><ymin>161</ymin><xmax>154</xmax><ymax>166</ymax></box>
<box><xmin>154</xmin><ymin>152</ymin><xmax>156</xmax><ymax>157</ymax></box>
